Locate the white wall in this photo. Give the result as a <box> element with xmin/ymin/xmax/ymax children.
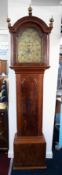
<box><xmin>0</xmin><ymin>30</ymin><xmax>9</xmax><ymax>60</ymax></box>
<box><xmin>0</xmin><ymin>0</ymin><xmax>8</xmax><ymax>29</ymax></box>
<box><xmin>8</xmin><ymin>0</ymin><xmax>62</xmax><ymax>158</ymax></box>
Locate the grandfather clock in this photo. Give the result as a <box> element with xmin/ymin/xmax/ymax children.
<box><xmin>7</xmin><ymin>6</ymin><xmax>53</xmax><ymax>169</ymax></box>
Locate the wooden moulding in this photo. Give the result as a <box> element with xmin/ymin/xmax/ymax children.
<box><xmin>10</xmin><ymin>64</ymin><xmax>50</xmax><ymax>74</ymax></box>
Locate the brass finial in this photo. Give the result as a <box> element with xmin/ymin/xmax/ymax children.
<box><xmin>28</xmin><ymin>5</ymin><xmax>32</xmax><ymax>16</ymax></box>
<box><xmin>49</xmin><ymin>17</ymin><xmax>54</xmax><ymax>28</ymax></box>
<box><xmin>7</xmin><ymin>17</ymin><xmax>11</xmax><ymax>27</ymax></box>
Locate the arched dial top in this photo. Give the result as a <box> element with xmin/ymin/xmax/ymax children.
<box><xmin>8</xmin><ymin>16</ymin><xmax>53</xmax><ymax>33</ymax></box>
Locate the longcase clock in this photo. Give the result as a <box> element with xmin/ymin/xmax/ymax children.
<box><xmin>7</xmin><ymin>6</ymin><xmax>53</xmax><ymax>169</ymax></box>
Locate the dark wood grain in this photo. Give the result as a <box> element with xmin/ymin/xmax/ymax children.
<box><xmin>13</xmin><ymin>135</ymin><xmax>46</xmax><ymax>168</ymax></box>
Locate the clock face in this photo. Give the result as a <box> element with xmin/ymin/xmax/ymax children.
<box><xmin>16</xmin><ymin>27</ymin><xmax>43</xmax><ymax>63</ymax></box>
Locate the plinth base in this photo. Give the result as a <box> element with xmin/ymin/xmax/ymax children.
<box><xmin>13</xmin><ymin>134</ymin><xmax>46</xmax><ymax>169</ymax></box>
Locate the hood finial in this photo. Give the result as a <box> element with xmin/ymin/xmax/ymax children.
<box><xmin>7</xmin><ymin>17</ymin><xmax>11</xmax><ymax>27</ymax></box>
<box><xmin>28</xmin><ymin>4</ymin><xmax>32</xmax><ymax>16</ymax></box>
<box><xmin>49</xmin><ymin>17</ymin><xmax>54</xmax><ymax>28</ymax></box>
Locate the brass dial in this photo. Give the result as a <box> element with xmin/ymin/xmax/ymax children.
<box><xmin>16</xmin><ymin>27</ymin><xmax>43</xmax><ymax>63</ymax></box>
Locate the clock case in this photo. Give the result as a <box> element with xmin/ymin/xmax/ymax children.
<box><xmin>8</xmin><ymin>9</ymin><xmax>53</xmax><ymax>169</ymax></box>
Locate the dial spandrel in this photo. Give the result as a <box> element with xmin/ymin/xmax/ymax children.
<box><xmin>16</xmin><ymin>28</ymin><xmax>43</xmax><ymax>63</ymax></box>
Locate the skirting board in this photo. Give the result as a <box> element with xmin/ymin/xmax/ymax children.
<box><xmin>46</xmin><ymin>151</ymin><xmax>53</xmax><ymax>158</ymax></box>
<box><xmin>8</xmin><ymin>150</ymin><xmax>14</xmax><ymax>158</ymax></box>
<box><xmin>8</xmin><ymin>150</ymin><xmax>53</xmax><ymax>159</ymax></box>
<box><xmin>8</xmin><ymin>159</ymin><xmax>13</xmax><ymax>175</ymax></box>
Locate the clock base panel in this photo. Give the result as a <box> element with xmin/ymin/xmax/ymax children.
<box><xmin>13</xmin><ymin>134</ymin><xmax>46</xmax><ymax>169</ymax></box>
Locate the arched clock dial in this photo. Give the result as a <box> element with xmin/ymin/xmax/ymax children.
<box><xmin>16</xmin><ymin>27</ymin><xmax>43</xmax><ymax>63</ymax></box>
